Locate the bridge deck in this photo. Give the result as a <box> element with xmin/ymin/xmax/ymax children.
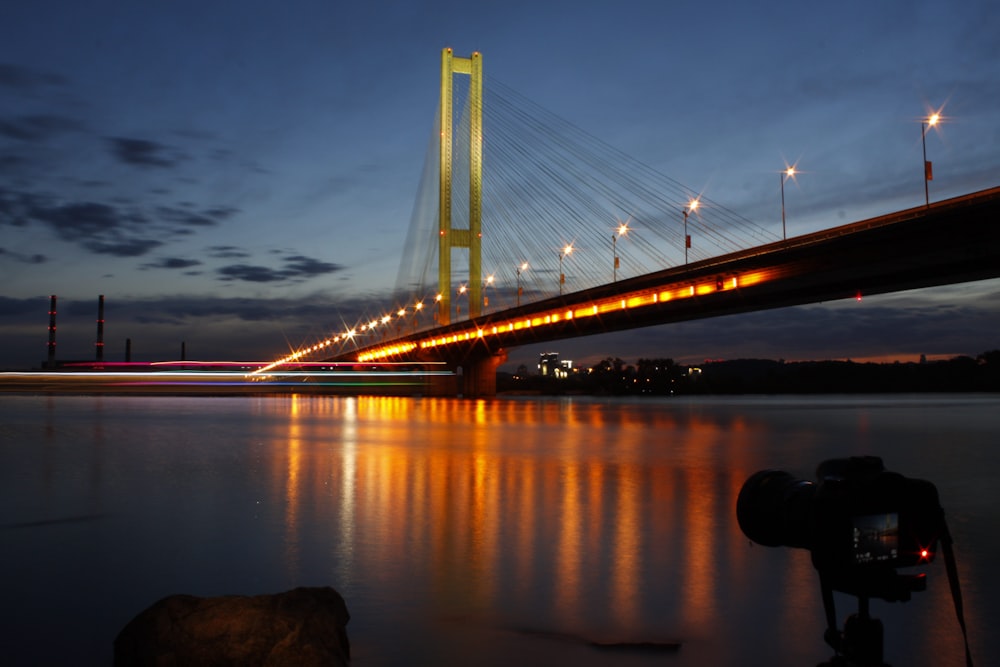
<box><xmin>336</xmin><ymin>186</ymin><xmax>1000</xmax><ymax>365</ymax></box>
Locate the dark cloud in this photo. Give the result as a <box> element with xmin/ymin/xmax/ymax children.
<box><xmin>156</xmin><ymin>205</ymin><xmax>238</xmax><ymax>227</ymax></box>
<box><xmin>217</xmin><ymin>254</ymin><xmax>344</xmax><ymax>283</ymax></box>
<box><xmin>0</xmin><ymin>63</ymin><xmax>66</xmax><ymax>91</ymax></box>
<box><xmin>140</xmin><ymin>257</ymin><xmax>202</xmax><ymax>270</ymax></box>
<box><xmin>0</xmin><ymin>295</ymin><xmax>47</xmax><ymax>318</ymax></box>
<box><xmin>28</xmin><ymin>201</ymin><xmax>123</xmax><ymax>239</ymax></box>
<box><xmin>217</xmin><ymin>264</ymin><xmax>286</xmax><ymax>283</ymax></box>
<box><xmin>107</xmin><ymin>137</ymin><xmax>179</xmax><ymax>168</ymax></box>
<box><xmin>0</xmin><ymin>247</ymin><xmax>46</xmax><ymax>264</ymax></box>
<box><xmin>207</xmin><ymin>245</ymin><xmax>251</xmax><ymax>259</ymax></box>
<box><xmin>203</xmin><ymin>206</ymin><xmax>238</xmax><ymax>220</ymax></box>
<box><xmin>83</xmin><ymin>238</ymin><xmax>162</xmax><ymax>257</ymax></box>
<box><xmin>0</xmin><ymin>114</ymin><xmax>83</xmax><ymax>142</ymax></box>
<box><xmin>282</xmin><ymin>255</ymin><xmax>343</xmax><ymax>277</ymax></box>
<box><xmin>0</xmin><ymin>188</ymin><xmax>32</xmax><ymax>226</ymax></box>
<box><xmin>1</xmin><ymin>187</ymin><xmax>240</xmax><ymax>258</ymax></box>
<box><xmin>14</xmin><ymin>197</ymin><xmax>163</xmax><ymax>257</ymax></box>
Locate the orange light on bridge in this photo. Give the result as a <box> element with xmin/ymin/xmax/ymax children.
<box><xmin>626</xmin><ymin>294</ymin><xmax>655</xmax><ymax>308</ymax></box>
<box><xmin>276</xmin><ymin>266</ymin><xmax>779</xmax><ymax>372</ymax></box>
<box><xmin>737</xmin><ymin>271</ymin><xmax>767</xmax><ymax>287</ymax></box>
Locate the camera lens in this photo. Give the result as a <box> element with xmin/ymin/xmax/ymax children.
<box><xmin>736</xmin><ymin>469</ymin><xmax>815</xmax><ymax>549</ymax></box>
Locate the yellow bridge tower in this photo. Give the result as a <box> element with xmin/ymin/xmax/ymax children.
<box><xmin>438</xmin><ymin>48</ymin><xmax>483</xmax><ymax>325</ymax></box>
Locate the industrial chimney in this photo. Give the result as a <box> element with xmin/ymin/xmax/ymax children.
<box><xmin>47</xmin><ymin>295</ymin><xmax>57</xmax><ymax>367</ymax></box>
<box><xmin>96</xmin><ymin>295</ymin><xmax>105</xmax><ymax>362</ymax></box>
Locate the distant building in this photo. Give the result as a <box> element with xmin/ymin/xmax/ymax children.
<box><xmin>539</xmin><ymin>352</ymin><xmax>573</xmax><ymax>379</ymax></box>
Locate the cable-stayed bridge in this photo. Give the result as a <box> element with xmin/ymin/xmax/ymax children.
<box><xmin>259</xmin><ymin>49</ymin><xmax>1000</xmax><ymax>397</ymax></box>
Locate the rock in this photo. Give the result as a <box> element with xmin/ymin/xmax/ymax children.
<box><xmin>114</xmin><ymin>586</ymin><xmax>350</xmax><ymax>666</ymax></box>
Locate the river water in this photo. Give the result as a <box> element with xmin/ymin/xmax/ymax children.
<box><xmin>2</xmin><ymin>393</ymin><xmax>997</xmax><ymax>666</ymax></box>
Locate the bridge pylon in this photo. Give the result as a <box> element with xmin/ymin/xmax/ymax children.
<box><xmin>438</xmin><ymin>48</ymin><xmax>483</xmax><ymax>326</ymax></box>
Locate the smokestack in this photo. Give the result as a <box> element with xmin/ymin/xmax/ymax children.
<box><xmin>47</xmin><ymin>295</ymin><xmax>57</xmax><ymax>367</ymax></box>
<box><xmin>125</xmin><ymin>338</ymin><xmax>132</xmax><ymax>363</ymax></box>
<box><xmin>181</xmin><ymin>341</ymin><xmax>186</xmax><ymax>361</ymax></box>
<box><xmin>96</xmin><ymin>295</ymin><xmax>105</xmax><ymax>362</ymax></box>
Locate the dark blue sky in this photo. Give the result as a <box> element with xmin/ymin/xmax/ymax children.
<box><xmin>2</xmin><ymin>0</ymin><xmax>998</xmax><ymax>369</ymax></box>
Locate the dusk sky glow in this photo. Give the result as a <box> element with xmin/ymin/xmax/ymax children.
<box><xmin>2</xmin><ymin>1</ymin><xmax>998</xmax><ymax>370</ymax></box>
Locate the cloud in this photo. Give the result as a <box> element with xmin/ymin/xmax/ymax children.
<box><xmin>281</xmin><ymin>255</ymin><xmax>343</xmax><ymax>277</ymax></box>
<box><xmin>0</xmin><ymin>247</ymin><xmax>46</xmax><ymax>264</ymax></box>
<box><xmin>107</xmin><ymin>137</ymin><xmax>179</xmax><ymax>168</ymax></box>
<box><xmin>18</xmin><ymin>198</ymin><xmax>162</xmax><ymax>257</ymax></box>
<box><xmin>140</xmin><ymin>257</ymin><xmax>202</xmax><ymax>270</ymax></box>
<box><xmin>207</xmin><ymin>245</ymin><xmax>251</xmax><ymax>259</ymax></box>
<box><xmin>0</xmin><ymin>63</ymin><xmax>67</xmax><ymax>91</ymax></box>
<box><xmin>1</xmin><ymin>186</ymin><xmax>243</xmax><ymax>259</ymax></box>
<box><xmin>156</xmin><ymin>205</ymin><xmax>238</xmax><ymax>227</ymax></box>
<box><xmin>217</xmin><ymin>264</ymin><xmax>283</xmax><ymax>283</ymax></box>
<box><xmin>83</xmin><ymin>238</ymin><xmax>163</xmax><ymax>257</ymax></box>
<box><xmin>0</xmin><ymin>114</ymin><xmax>84</xmax><ymax>142</ymax></box>
<box><xmin>28</xmin><ymin>201</ymin><xmax>125</xmax><ymax>239</ymax></box>
<box><xmin>217</xmin><ymin>254</ymin><xmax>344</xmax><ymax>283</ymax></box>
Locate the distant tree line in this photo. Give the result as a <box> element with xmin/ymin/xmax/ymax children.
<box><xmin>497</xmin><ymin>351</ymin><xmax>1000</xmax><ymax>395</ymax></box>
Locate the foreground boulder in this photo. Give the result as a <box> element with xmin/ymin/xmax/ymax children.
<box><xmin>114</xmin><ymin>586</ymin><xmax>350</xmax><ymax>666</ymax></box>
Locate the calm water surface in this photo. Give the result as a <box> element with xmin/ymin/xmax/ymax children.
<box><xmin>2</xmin><ymin>394</ymin><xmax>997</xmax><ymax>666</ymax></box>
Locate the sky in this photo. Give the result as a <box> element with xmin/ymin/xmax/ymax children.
<box><xmin>2</xmin><ymin>0</ymin><xmax>999</xmax><ymax>370</ymax></box>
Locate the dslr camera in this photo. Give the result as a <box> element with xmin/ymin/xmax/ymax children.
<box><xmin>736</xmin><ymin>455</ymin><xmax>944</xmax><ymax>601</ymax></box>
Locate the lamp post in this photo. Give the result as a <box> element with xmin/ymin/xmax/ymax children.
<box><xmin>780</xmin><ymin>166</ymin><xmax>795</xmax><ymax>240</ymax></box>
<box><xmin>413</xmin><ymin>300</ymin><xmax>424</xmax><ymax>330</ymax></box>
<box><xmin>682</xmin><ymin>199</ymin><xmax>699</xmax><ymax>264</ymax></box>
<box><xmin>456</xmin><ymin>284</ymin><xmax>467</xmax><ymax>319</ymax></box>
<box><xmin>613</xmin><ymin>222</ymin><xmax>628</xmax><ymax>281</ymax></box>
<box><xmin>558</xmin><ymin>244</ymin><xmax>572</xmax><ymax>295</ymax></box>
<box><xmin>922</xmin><ymin>112</ymin><xmax>939</xmax><ymax>207</ymax></box>
<box><xmin>483</xmin><ymin>274</ymin><xmax>494</xmax><ymax>312</ymax></box>
<box><xmin>515</xmin><ymin>262</ymin><xmax>528</xmax><ymax>307</ymax></box>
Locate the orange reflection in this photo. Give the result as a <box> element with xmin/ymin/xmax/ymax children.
<box><xmin>264</xmin><ymin>397</ymin><xmax>786</xmax><ymax>639</ymax></box>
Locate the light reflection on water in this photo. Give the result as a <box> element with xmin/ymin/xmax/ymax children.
<box><xmin>1</xmin><ymin>394</ymin><xmax>997</xmax><ymax>666</ymax></box>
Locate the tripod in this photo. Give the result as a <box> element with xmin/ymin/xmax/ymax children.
<box><xmin>818</xmin><ymin>594</ymin><xmax>888</xmax><ymax>667</ymax></box>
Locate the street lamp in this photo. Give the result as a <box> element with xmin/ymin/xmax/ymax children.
<box><xmin>483</xmin><ymin>273</ymin><xmax>495</xmax><ymax>311</ymax></box>
<box><xmin>456</xmin><ymin>284</ymin><xmax>467</xmax><ymax>319</ymax></box>
<box><xmin>780</xmin><ymin>166</ymin><xmax>796</xmax><ymax>240</ymax></box>
<box><xmin>515</xmin><ymin>262</ymin><xmax>528</xmax><ymax>307</ymax></box>
<box><xmin>559</xmin><ymin>244</ymin><xmax>573</xmax><ymax>295</ymax></box>
<box><xmin>682</xmin><ymin>199</ymin><xmax>699</xmax><ymax>264</ymax></box>
<box><xmin>413</xmin><ymin>300</ymin><xmax>424</xmax><ymax>330</ymax></box>
<box><xmin>922</xmin><ymin>112</ymin><xmax>940</xmax><ymax>207</ymax></box>
<box><xmin>613</xmin><ymin>221</ymin><xmax>628</xmax><ymax>282</ymax></box>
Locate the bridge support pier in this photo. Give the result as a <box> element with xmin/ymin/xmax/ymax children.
<box><xmin>422</xmin><ymin>348</ymin><xmax>505</xmax><ymax>398</ymax></box>
<box><xmin>458</xmin><ymin>351</ymin><xmax>504</xmax><ymax>398</ymax></box>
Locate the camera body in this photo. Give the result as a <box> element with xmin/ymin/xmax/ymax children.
<box><xmin>737</xmin><ymin>456</ymin><xmax>944</xmax><ymax>600</ymax></box>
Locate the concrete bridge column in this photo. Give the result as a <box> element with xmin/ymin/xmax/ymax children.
<box><xmin>459</xmin><ymin>351</ymin><xmax>504</xmax><ymax>398</ymax></box>
<box><xmin>421</xmin><ymin>348</ymin><xmax>505</xmax><ymax>398</ymax></box>
<box><xmin>423</xmin><ymin>369</ymin><xmax>459</xmax><ymax>397</ymax></box>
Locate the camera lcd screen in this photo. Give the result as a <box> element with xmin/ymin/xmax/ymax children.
<box><xmin>852</xmin><ymin>513</ymin><xmax>899</xmax><ymax>565</ymax></box>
